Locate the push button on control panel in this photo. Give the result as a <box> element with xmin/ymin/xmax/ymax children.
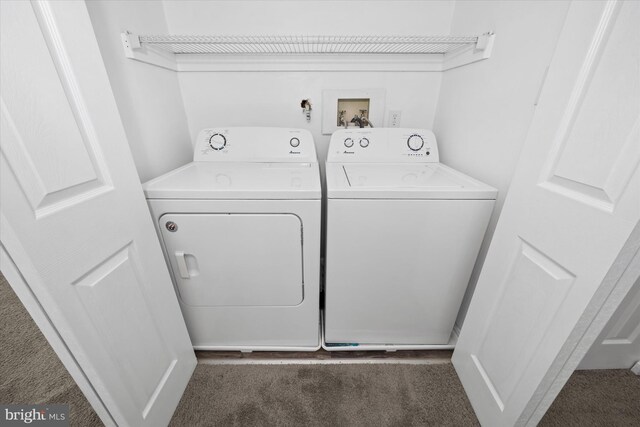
<box><xmin>209</xmin><ymin>133</ymin><xmax>227</xmax><ymax>150</ymax></box>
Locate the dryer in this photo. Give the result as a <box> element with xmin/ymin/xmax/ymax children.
<box><xmin>324</xmin><ymin>128</ymin><xmax>497</xmax><ymax>349</ymax></box>
<box><xmin>144</xmin><ymin>127</ymin><xmax>321</xmax><ymax>351</ymax></box>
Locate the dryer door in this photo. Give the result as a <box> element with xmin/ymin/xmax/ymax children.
<box><xmin>159</xmin><ymin>213</ymin><xmax>304</xmax><ymax>307</ymax></box>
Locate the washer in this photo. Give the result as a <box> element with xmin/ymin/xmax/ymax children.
<box><xmin>324</xmin><ymin>128</ymin><xmax>497</xmax><ymax>349</ymax></box>
<box><xmin>144</xmin><ymin>127</ymin><xmax>321</xmax><ymax>351</ymax></box>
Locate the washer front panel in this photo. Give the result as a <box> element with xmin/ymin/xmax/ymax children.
<box><xmin>324</xmin><ymin>198</ymin><xmax>495</xmax><ymax>345</ymax></box>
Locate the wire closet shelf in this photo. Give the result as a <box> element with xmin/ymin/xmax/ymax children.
<box><xmin>137</xmin><ymin>35</ymin><xmax>481</xmax><ymax>55</ymax></box>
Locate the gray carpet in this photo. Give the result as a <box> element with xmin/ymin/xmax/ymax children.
<box><xmin>1</xmin><ymin>271</ymin><xmax>638</xmax><ymax>426</ymax></box>
<box><xmin>540</xmin><ymin>369</ymin><xmax>640</xmax><ymax>426</ymax></box>
<box><xmin>171</xmin><ymin>363</ymin><xmax>478</xmax><ymax>426</ymax></box>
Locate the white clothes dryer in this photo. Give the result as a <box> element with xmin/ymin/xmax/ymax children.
<box><xmin>144</xmin><ymin>127</ymin><xmax>321</xmax><ymax>351</ymax></box>
<box><xmin>324</xmin><ymin>128</ymin><xmax>497</xmax><ymax>350</ymax></box>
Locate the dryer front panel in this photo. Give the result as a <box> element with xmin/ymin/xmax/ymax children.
<box><xmin>159</xmin><ymin>213</ymin><xmax>303</xmax><ymax>307</ymax></box>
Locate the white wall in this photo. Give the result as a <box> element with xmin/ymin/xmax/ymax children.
<box><xmin>433</xmin><ymin>0</ymin><xmax>571</xmax><ymax>326</ymax></box>
<box><xmin>176</xmin><ymin>72</ymin><xmax>442</xmax><ymax>173</ymax></box>
<box><xmin>86</xmin><ymin>1</ymin><xmax>191</xmax><ymax>183</ymax></box>
<box><xmin>162</xmin><ymin>1</ymin><xmax>455</xmax><ymax>37</ymax></box>
<box><xmin>161</xmin><ymin>0</ymin><xmax>455</xmax><ymax>169</ymax></box>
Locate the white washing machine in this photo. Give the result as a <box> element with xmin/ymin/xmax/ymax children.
<box><xmin>324</xmin><ymin>128</ymin><xmax>497</xmax><ymax>350</ymax></box>
<box><xmin>144</xmin><ymin>127</ymin><xmax>321</xmax><ymax>351</ymax></box>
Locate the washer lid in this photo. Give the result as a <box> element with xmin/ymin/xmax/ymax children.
<box><xmin>144</xmin><ymin>162</ymin><xmax>321</xmax><ymax>200</ymax></box>
<box><xmin>327</xmin><ymin>163</ymin><xmax>497</xmax><ymax>199</ymax></box>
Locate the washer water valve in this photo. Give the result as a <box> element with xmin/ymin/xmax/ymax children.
<box><xmin>301</xmin><ymin>99</ymin><xmax>312</xmax><ymax>122</ymax></box>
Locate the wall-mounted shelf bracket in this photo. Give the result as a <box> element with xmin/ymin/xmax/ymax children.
<box><xmin>122</xmin><ymin>31</ymin><xmax>178</xmax><ymax>71</ymax></box>
<box><xmin>120</xmin><ymin>31</ymin><xmax>495</xmax><ymax>72</ymax></box>
<box><xmin>121</xmin><ymin>31</ymin><xmax>140</xmax><ymax>52</ymax></box>
<box><xmin>442</xmin><ymin>32</ymin><xmax>495</xmax><ymax>71</ymax></box>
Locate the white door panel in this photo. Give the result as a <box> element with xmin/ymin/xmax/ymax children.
<box><xmin>0</xmin><ymin>2</ymin><xmax>195</xmax><ymax>426</ymax></box>
<box><xmin>454</xmin><ymin>1</ymin><xmax>640</xmax><ymax>425</ymax></box>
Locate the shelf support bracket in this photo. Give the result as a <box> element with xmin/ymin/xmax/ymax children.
<box><xmin>120</xmin><ymin>31</ymin><xmax>178</xmax><ymax>71</ymax></box>
<box><xmin>442</xmin><ymin>32</ymin><xmax>495</xmax><ymax>71</ymax></box>
<box><xmin>121</xmin><ymin>31</ymin><xmax>141</xmax><ymax>58</ymax></box>
<box><xmin>475</xmin><ymin>32</ymin><xmax>493</xmax><ymax>51</ymax></box>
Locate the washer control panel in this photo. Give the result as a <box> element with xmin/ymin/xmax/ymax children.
<box><xmin>328</xmin><ymin>128</ymin><xmax>439</xmax><ymax>163</ymax></box>
<box><xmin>194</xmin><ymin>127</ymin><xmax>318</xmax><ymax>162</ymax></box>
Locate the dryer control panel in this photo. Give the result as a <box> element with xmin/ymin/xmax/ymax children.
<box><xmin>327</xmin><ymin>128</ymin><xmax>439</xmax><ymax>163</ymax></box>
<box><xmin>194</xmin><ymin>127</ymin><xmax>318</xmax><ymax>163</ymax></box>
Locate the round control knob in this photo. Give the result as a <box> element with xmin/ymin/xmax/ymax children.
<box><xmin>407</xmin><ymin>134</ymin><xmax>424</xmax><ymax>151</ymax></box>
<box><xmin>359</xmin><ymin>138</ymin><xmax>370</xmax><ymax>148</ymax></box>
<box><xmin>344</xmin><ymin>138</ymin><xmax>354</xmax><ymax>148</ymax></box>
<box><xmin>290</xmin><ymin>137</ymin><xmax>300</xmax><ymax>148</ymax></box>
<box><xmin>209</xmin><ymin>133</ymin><xmax>226</xmax><ymax>150</ymax></box>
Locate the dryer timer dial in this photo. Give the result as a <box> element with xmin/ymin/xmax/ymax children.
<box><xmin>407</xmin><ymin>134</ymin><xmax>424</xmax><ymax>151</ymax></box>
<box><xmin>209</xmin><ymin>133</ymin><xmax>227</xmax><ymax>150</ymax></box>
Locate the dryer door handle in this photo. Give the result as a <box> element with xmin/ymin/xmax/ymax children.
<box><xmin>174</xmin><ymin>251</ymin><xmax>190</xmax><ymax>279</ymax></box>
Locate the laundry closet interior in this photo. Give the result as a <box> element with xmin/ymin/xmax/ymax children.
<box><xmin>86</xmin><ymin>0</ymin><xmax>547</xmax><ymax>350</ymax></box>
<box><xmin>84</xmin><ymin>0</ymin><xmax>638</xmax><ymax>371</ymax></box>
<box><xmin>2</xmin><ymin>0</ymin><xmax>639</xmax><ymax>426</ymax></box>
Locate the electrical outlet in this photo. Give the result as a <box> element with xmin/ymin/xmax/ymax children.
<box><xmin>389</xmin><ymin>110</ymin><xmax>402</xmax><ymax>127</ymax></box>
